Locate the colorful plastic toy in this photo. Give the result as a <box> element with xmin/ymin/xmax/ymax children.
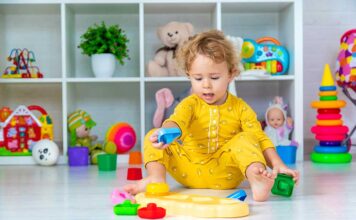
<box><xmin>135</xmin><ymin>192</ymin><xmax>249</xmax><ymax>218</ymax></box>
<box><xmin>310</xmin><ymin>64</ymin><xmax>352</xmax><ymax>163</ymax></box>
<box><xmin>2</xmin><ymin>48</ymin><xmax>44</xmax><ymax>78</ymax></box>
<box><xmin>226</xmin><ymin>189</ymin><xmax>247</xmax><ymax>201</ymax></box>
<box><xmin>0</xmin><ymin>105</ymin><xmax>53</xmax><ymax>156</ymax></box>
<box><xmin>105</xmin><ymin>122</ymin><xmax>136</xmax><ymax>154</ymax></box>
<box><xmin>157</xmin><ymin>127</ymin><xmax>181</xmax><ymax>144</ymax></box>
<box><xmin>67</xmin><ymin>147</ymin><xmax>89</xmax><ymax>166</ymax></box>
<box><xmin>127</xmin><ymin>151</ymin><xmax>143</xmax><ymax>180</ymax></box>
<box><xmin>335</xmin><ymin>29</ymin><xmax>356</xmax><ymax>147</ymax></box>
<box><xmin>311</xmin><ymin>152</ymin><xmax>352</xmax><ymax>163</ymax></box>
<box><xmin>242</xmin><ymin>37</ymin><xmax>289</xmax><ymax>75</ymax></box>
<box><xmin>276</xmin><ymin>145</ymin><xmax>297</xmax><ymax>164</ymax></box>
<box><xmin>335</xmin><ymin>29</ymin><xmax>356</xmax><ymax>92</ymax></box>
<box><xmin>146</xmin><ymin>183</ymin><xmax>170</xmax><ymax>196</ymax></box>
<box><xmin>138</xmin><ymin>203</ymin><xmax>166</xmax><ymax>219</ymax></box>
<box><xmin>127</xmin><ymin>167</ymin><xmax>143</xmax><ymax>180</ymax></box>
<box><xmin>97</xmin><ymin>154</ymin><xmax>117</xmax><ymax>171</ymax></box>
<box><xmin>271</xmin><ymin>173</ymin><xmax>294</xmax><ymax>197</ymax></box>
<box><xmin>111</xmin><ymin>189</ymin><xmax>135</xmax><ymax>205</ymax></box>
<box><xmin>113</xmin><ymin>200</ymin><xmax>140</xmax><ymax>216</ymax></box>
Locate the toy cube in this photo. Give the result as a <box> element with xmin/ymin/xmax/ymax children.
<box><xmin>271</xmin><ymin>173</ymin><xmax>294</xmax><ymax>197</ymax></box>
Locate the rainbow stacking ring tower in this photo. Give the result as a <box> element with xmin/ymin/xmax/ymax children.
<box><xmin>310</xmin><ymin>64</ymin><xmax>352</xmax><ymax>163</ymax></box>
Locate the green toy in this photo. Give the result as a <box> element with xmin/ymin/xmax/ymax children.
<box><xmin>271</xmin><ymin>173</ymin><xmax>295</xmax><ymax>197</ymax></box>
<box><xmin>113</xmin><ymin>200</ymin><xmax>140</xmax><ymax>215</ymax></box>
<box><xmin>67</xmin><ymin>109</ymin><xmax>105</xmax><ymax>164</ymax></box>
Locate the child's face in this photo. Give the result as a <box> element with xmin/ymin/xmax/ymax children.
<box><xmin>76</xmin><ymin>125</ymin><xmax>91</xmax><ymax>138</ymax></box>
<box><xmin>188</xmin><ymin>54</ymin><xmax>234</xmax><ymax>105</ymax></box>
<box><xmin>267</xmin><ymin>108</ymin><xmax>285</xmax><ymax>129</ymax></box>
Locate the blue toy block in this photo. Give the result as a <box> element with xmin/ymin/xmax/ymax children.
<box><xmin>226</xmin><ymin>189</ymin><xmax>247</xmax><ymax>201</ymax></box>
<box><xmin>157</xmin><ymin>128</ymin><xmax>181</xmax><ymax>144</ymax></box>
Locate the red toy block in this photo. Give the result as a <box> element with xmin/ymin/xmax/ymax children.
<box><xmin>138</xmin><ymin>203</ymin><xmax>166</xmax><ymax>219</ymax></box>
<box><xmin>127</xmin><ymin>167</ymin><xmax>142</xmax><ymax>180</ymax></box>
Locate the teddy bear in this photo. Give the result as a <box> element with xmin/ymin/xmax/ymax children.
<box><xmin>147</xmin><ymin>21</ymin><xmax>194</xmax><ymax>77</ymax></box>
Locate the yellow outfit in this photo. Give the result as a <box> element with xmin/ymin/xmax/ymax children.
<box><xmin>144</xmin><ymin>93</ymin><xmax>274</xmax><ymax>189</ymax></box>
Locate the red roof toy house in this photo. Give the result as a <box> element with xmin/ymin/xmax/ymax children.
<box><xmin>0</xmin><ymin>105</ymin><xmax>53</xmax><ymax>156</ymax></box>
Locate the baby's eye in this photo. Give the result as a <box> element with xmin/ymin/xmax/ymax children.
<box><xmin>211</xmin><ymin>76</ymin><xmax>220</xmax><ymax>80</ymax></box>
<box><xmin>194</xmin><ymin>77</ymin><xmax>202</xmax><ymax>81</ymax></box>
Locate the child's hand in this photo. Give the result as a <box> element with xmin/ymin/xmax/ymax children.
<box><xmin>274</xmin><ymin>165</ymin><xmax>300</xmax><ymax>185</ymax></box>
<box><xmin>149</xmin><ymin>129</ymin><xmax>170</xmax><ymax>150</ymax></box>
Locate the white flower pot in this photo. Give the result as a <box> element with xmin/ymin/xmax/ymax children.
<box><xmin>91</xmin><ymin>53</ymin><xmax>116</xmax><ymax>78</ymax></box>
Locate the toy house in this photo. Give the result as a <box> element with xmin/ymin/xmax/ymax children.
<box><xmin>0</xmin><ymin>105</ymin><xmax>53</xmax><ymax>156</ymax></box>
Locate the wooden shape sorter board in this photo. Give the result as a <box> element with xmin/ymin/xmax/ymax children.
<box><xmin>135</xmin><ymin>192</ymin><xmax>249</xmax><ymax>218</ymax></box>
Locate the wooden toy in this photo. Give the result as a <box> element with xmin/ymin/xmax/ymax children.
<box><xmin>2</xmin><ymin>48</ymin><xmax>44</xmax><ymax>78</ymax></box>
<box><xmin>135</xmin><ymin>192</ymin><xmax>249</xmax><ymax>218</ymax></box>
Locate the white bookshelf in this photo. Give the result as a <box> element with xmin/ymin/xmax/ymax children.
<box><xmin>0</xmin><ymin>0</ymin><xmax>303</xmax><ymax>165</ymax></box>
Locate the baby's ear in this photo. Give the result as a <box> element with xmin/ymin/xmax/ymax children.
<box><xmin>230</xmin><ymin>65</ymin><xmax>238</xmax><ymax>77</ymax></box>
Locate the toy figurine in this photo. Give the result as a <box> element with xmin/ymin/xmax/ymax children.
<box><xmin>67</xmin><ymin>110</ymin><xmax>105</xmax><ymax>164</ymax></box>
<box><xmin>264</xmin><ymin>96</ymin><xmax>297</xmax><ymax>146</ymax></box>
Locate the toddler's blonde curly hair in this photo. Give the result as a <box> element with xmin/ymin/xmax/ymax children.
<box><xmin>176</xmin><ymin>29</ymin><xmax>240</xmax><ymax>77</ymax></box>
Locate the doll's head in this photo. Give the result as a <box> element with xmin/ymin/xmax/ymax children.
<box><xmin>265</xmin><ymin>96</ymin><xmax>288</xmax><ymax>129</ymax></box>
<box><xmin>67</xmin><ymin>110</ymin><xmax>96</xmax><ymax>145</ymax></box>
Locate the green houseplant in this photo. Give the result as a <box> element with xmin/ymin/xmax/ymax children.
<box><xmin>78</xmin><ymin>22</ymin><xmax>130</xmax><ymax>77</ymax></box>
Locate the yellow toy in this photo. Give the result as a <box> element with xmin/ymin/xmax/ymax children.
<box><xmin>135</xmin><ymin>192</ymin><xmax>249</xmax><ymax>218</ymax></box>
<box><xmin>146</xmin><ymin>183</ymin><xmax>170</xmax><ymax>196</ymax></box>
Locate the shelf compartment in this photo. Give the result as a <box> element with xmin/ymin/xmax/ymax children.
<box><xmin>234</xmin><ymin>80</ymin><xmax>295</xmax><ymax>119</ymax></box>
<box><xmin>221</xmin><ymin>1</ymin><xmax>295</xmax><ymax>76</ymax></box>
<box><xmin>143</xmin><ymin>2</ymin><xmax>218</xmax><ymax>77</ymax></box>
<box><xmin>66</xmin><ymin>82</ymin><xmax>141</xmax><ymax>152</ymax></box>
<box><xmin>64</xmin><ymin>3</ymin><xmax>140</xmax><ymax>78</ymax></box>
<box><xmin>0</xmin><ymin>4</ymin><xmax>62</xmax><ymax>78</ymax></box>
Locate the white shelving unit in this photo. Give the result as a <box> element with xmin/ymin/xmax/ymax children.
<box><xmin>0</xmin><ymin>0</ymin><xmax>303</xmax><ymax>165</ymax></box>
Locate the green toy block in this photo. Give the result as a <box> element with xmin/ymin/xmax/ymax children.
<box><xmin>113</xmin><ymin>200</ymin><xmax>140</xmax><ymax>215</ymax></box>
<box><xmin>271</xmin><ymin>173</ymin><xmax>294</xmax><ymax>197</ymax></box>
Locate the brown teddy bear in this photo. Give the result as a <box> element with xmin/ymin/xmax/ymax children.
<box><xmin>147</xmin><ymin>21</ymin><xmax>194</xmax><ymax>77</ymax></box>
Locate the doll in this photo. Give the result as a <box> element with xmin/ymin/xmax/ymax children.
<box><xmin>67</xmin><ymin>109</ymin><xmax>105</xmax><ymax>164</ymax></box>
<box><xmin>264</xmin><ymin>96</ymin><xmax>297</xmax><ymax>146</ymax></box>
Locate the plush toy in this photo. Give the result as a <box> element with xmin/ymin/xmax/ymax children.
<box><xmin>226</xmin><ymin>35</ymin><xmax>244</xmax><ymax>74</ymax></box>
<box><xmin>153</xmin><ymin>87</ymin><xmax>192</xmax><ymax>128</ymax></box>
<box><xmin>67</xmin><ymin>109</ymin><xmax>105</xmax><ymax>164</ymax></box>
<box><xmin>147</xmin><ymin>21</ymin><xmax>194</xmax><ymax>77</ymax></box>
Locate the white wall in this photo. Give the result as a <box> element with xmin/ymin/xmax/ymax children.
<box><xmin>303</xmin><ymin>0</ymin><xmax>356</xmax><ymax>153</ymax></box>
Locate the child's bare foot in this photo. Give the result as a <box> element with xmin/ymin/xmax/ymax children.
<box><xmin>246</xmin><ymin>165</ymin><xmax>276</xmax><ymax>202</ymax></box>
<box><xmin>123</xmin><ymin>176</ymin><xmax>166</xmax><ymax>195</ymax></box>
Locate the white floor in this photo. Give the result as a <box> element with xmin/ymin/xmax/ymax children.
<box><xmin>1</xmin><ymin>159</ymin><xmax>356</xmax><ymax>220</ymax></box>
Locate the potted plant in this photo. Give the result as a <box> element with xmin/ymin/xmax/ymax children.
<box><xmin>78</xmin><ymin>22</ymin><xmax>130</xmax><ymax>77</ymax></box>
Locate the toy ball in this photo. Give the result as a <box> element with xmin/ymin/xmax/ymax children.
<box><xmin>106</xmin><ymin>122</ymin><xmax>136</xmax><ymax>154</ymax></box>
<box><xmin>32</xmin><ymin>139</ymin><xmax>60</xmax><ymax>166</ymax></box>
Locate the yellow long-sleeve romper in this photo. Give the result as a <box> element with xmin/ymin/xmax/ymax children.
<box><xmin>144</xmin><ymin>93</ymin><xmax>274</xmax><ymax>189</ymax></box>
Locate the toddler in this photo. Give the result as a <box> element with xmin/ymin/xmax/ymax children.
<box><xmin>124</xmin><ymin>30</ymin><xmax>299</xmax><ymax>201</ymax></box>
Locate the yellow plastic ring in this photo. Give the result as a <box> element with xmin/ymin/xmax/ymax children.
<box><xmin>316</xmin><ymin>119</ymin><xmax>343</xmax><ymax>126</ymax></box>
<box><xmin>319</xmin><ymin>91</ymin><xmax>337</xmax><ymax>96</ymax></box>
<box><xmin>146</xmin><ymin>183</ymin><xmax>170</xmax><ymax>196</ymax></box>
<box><xmin>310</xmin><ymin>100</ymin><xmax>346</xmax><ymax>109</ymax></box>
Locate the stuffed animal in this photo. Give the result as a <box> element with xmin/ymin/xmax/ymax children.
<box><xmin>226</xmin><ymin>35</ymin><xmax>245</xmax><ymax>74</ymax></box>
<box><xmin>147</xmin><ymin>21</ymin><xmax>194</xmax><ymax>77</ymax></box>
<box><xmin>153</xmin><ymin>87</ymin><xmax>192</xmax><ymax>128</ymax></box>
